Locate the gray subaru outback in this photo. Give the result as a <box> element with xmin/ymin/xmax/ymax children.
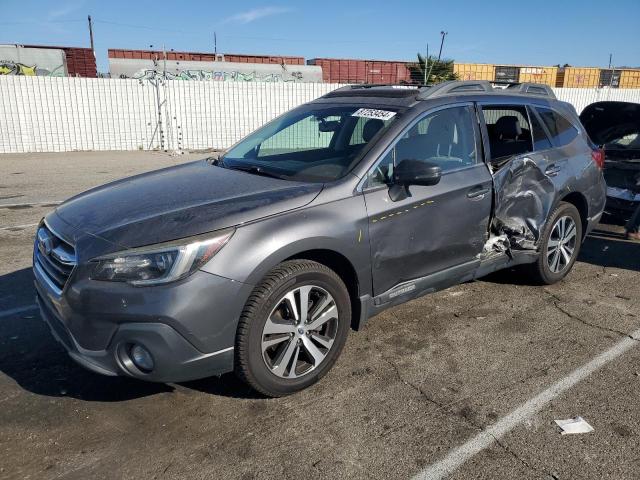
<box><xmin>34</xmin><ymin>81</ymin><xmax>606</xmax><ymax>396</ymax></box>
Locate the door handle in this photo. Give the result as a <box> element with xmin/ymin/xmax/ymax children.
<box><xmin>467</xmin><ymin>186</ymin><xmax>490</xmax><ymax>199</ymax></box>
<box><xmin>545</xmin><ymin>164</ymin><xmax>562</xmax><ymax>177</ymax></box>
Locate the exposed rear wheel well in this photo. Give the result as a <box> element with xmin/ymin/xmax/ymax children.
<box><xmin>560</xmin><ymin>192</ymin><xmax>588</xmax><ymax>239</ymax></box>
<box><xmin>286</xmin><ymin>249</ymin><xmax>361</xmax><ymax>330</ymax></box>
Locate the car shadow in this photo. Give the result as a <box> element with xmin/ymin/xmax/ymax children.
<box><xmin>0</xmin><ymin>267</ymin><xmax>258</xmax><ymax>401</ymax></box>
<box><xmin>579</xmin><ymin>228</ymin><xmax>640</xmax><ymax>272</ymax></box>
<box><xmin>480</xmin><ymin>225</ymin><xmax>640</xmax><ymax>285</ymax></box>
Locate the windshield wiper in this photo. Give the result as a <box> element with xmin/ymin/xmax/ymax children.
<box><xmin>224</xmin><ymin>164</ymin><xmax>286</xmax><ymax>180</ymax></box>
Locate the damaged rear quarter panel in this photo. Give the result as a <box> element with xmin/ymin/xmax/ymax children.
<box><xmin>491</xmin><ymin>136</ymin><xmax>602</xmax><ymax>250</ymax></box>
<box><xmin>491</xmin><ymin>155</ymin><xmax>556</xmax><ymax>249</ymax></box>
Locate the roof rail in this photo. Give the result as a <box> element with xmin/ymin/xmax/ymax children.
<box><xmin>323</xmin><ymin>84</ymin><xmax>423</xmax><ymax>99</ymax></box>
<box><xmin>502</xmin><ymin>82</ymin><xmax>557</xmax><ymax>99</ymax></box>
<box><xmin>417</xmin><ymin>80</ymin><xmax>494</xmax><ymax>100</ymax></box>
<box><xmin>330</xmin><ymin>83</ymin><xmax>423</xmax><ymax>91</ymax></box>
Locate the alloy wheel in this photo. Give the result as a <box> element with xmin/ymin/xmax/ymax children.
<box><xmin>547</xmin><ymin>215</ymin><xmax>577</xmax><ymax>273</ymax></box>
<box><xmin>261</xmin><ymin>285</ymin><xmax>339</xmax><ymax>379</ymax></box>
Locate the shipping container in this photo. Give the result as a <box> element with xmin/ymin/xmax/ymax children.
<box><xmin>307</xmin><ymin>58</ymin><xmax>414</xmax><ymax>84</ymax></box>
<box><xmin>23</xmin><ymin>45</ymin><xmax>96</xmax><ymax>77</ymax></box>
<box><xmin>555</xmin><ymin>67</ymin><xmax>640</xmax><ymax>88</ymax></box>
<box><xmin>556</xmin><ymin>67</ymin><xmax>600</xmax><ymax>88</ymax></box>
<box><xmin>454</xmin><ymin>63</ymin><xmax>557</xmax><ymax>86</ymax></box>
<box><xmin>494</xmin><ymin>65</ymin><xmax>520</xmax><ymax>83</ymax></box>
<box><xmin>599</xmin><ymin>69</ymin><xmax>622</xmax><ymax>88</ymax></box>
<box><xmin>519</xmin><ymin>66</ymin><xmax>557</xmax><ymax>87</ymax></box>
<box><xmin>108</xmin><ymin>49</ymin><xmax>304</xmax><ymax>65</ymax></box>
<box><xmin>619</xmin><ymin>69</ymin><xmax>640</xmax><ymax>89</ymax></box>
<box><xmin>453</xmin><ymin>63</ymin><xmax>494</xmax><ymax>81</ymax></box>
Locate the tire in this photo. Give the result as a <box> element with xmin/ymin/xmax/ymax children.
<box><xmin>527</xmin><ymin>202</ymin><xmax>583</xmax><ymax>285</ymax></box>
<box><xmin>235</xmin><ymin>260</ymin><xmax>351</xmax><ymax>397</ymax></box>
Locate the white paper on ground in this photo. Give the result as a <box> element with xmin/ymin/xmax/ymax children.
<box><xmin>554</xmin><ymin>416</ymin><xmax>594</xmax><ymax>435</ymax></box>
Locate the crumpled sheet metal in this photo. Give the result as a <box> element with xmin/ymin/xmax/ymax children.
<box><xmin>491</xmin><ymin>156</ymin><xmax>556</xmax><ymax>250</ymax></box>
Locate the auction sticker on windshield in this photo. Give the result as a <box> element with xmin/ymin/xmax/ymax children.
<box><xmin>352</xmin><ymin>108</ymin><xmax>397</xmax><ymax>121</ymax></box>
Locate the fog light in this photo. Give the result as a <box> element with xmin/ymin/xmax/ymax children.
<box><xmin>130</xmin><ymin>344</ymin><xmax>154</xmax><ymax>372</ymax></box>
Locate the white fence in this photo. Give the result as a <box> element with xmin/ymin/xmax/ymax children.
<box><xmin>554</xmin><ymin>87</ymin><xmax>640</xmax><ymax>113</ymax></box>
<box><xmin>1</xmin><ymin>76</ymin><xmax>639</xmax><ymax>154</ymax></box>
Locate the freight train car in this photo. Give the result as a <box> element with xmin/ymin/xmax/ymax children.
<box><xmin>108</xmin><ymin>49</ymin><xmax>305</xmax><ymax>66</ymax></box>
<box><xmin>307</xmin><ymin>58</ymin><xmax>414</xmax><ymax>84</ymax></box>
<box><xmin>1</xmin><ymin>44</ymin><xmax>96</xmax><ymax>77</ymax></box>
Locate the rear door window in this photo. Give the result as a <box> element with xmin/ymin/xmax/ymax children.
<box><xmin>535</xmin><ymin>107</ymin><xmax>579</xmax><ymax>146</ymax></box>
<box><xmin>481</xmin><ymin>105</ymin><xmax>533</xmax><ymax>163</ymax></box>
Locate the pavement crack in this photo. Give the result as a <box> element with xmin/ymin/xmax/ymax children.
<box><xmin>545</xmin><ymin>290</ymin><xmax>639</xmax><ymax>343</ymax></box>
<box><xmin>381</xmin><ymin>356</ymin><xmax>448</xmax><ymax>411</ymax></box>
<box><xmin>490</xmin><ymin>434</ymin><xmax>557</xmax><ymax>479</ymax></box>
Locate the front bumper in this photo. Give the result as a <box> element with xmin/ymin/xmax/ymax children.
<box><xmin>34</xmin><ymin>266</ymin><xmax>253</xmax><ymax>383</ymax></box>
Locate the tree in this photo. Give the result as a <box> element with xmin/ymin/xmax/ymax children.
<box><xmin>407</xmin><ymin>53</ymin><xmax>458</xmax><ymax>85</ymax></box>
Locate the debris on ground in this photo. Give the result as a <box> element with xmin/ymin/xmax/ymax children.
<box><xmin>554</xmin><ymin>416</ymin><xmax>594</xmax><ymax>435</ymax></box>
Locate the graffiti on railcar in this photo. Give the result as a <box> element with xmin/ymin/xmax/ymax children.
<box><xmin>127</xmin><ymin>68</ymin><xmax>306</xmax><ymax>82</ymax></box>
<box><xmin>0</xmin><ymin>60</ymin><xmax>65</xmax><ymax>76</ymax></box>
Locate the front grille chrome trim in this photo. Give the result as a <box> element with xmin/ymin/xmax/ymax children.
<box><xmin>33</xmin><ymin>220</ymin><xmax>77</xmax><ymax>295</ymax></box>
<box><xmin>34</xmin><ymin>259</ymin><xmax>63</xmax><ymax>297</ymax></box>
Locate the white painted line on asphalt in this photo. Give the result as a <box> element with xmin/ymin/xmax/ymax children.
<box><xmin>413</xmin><ymin>328</ymin><xmax>640</xmax><ymax>480</ymax></box>
<box><xmin>0</xmin><ymin>222</ymin><xmax>39</xmax><ymax>231</ymax></box>
<box><xmin>0</xmin><ymin>304</ymin><xmax>38</xmax><ymax>319</ymax></box>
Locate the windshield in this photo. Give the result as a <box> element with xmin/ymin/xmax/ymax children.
<box><xmin>221</xmin><ymin>105</ymin><xmax>400</xmax><ymax>182</ymax></box>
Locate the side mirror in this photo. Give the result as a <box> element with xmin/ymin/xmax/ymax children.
<box><xmin>389</xmin><ymin>159</ymin><xmax>442</xmax><ymax>202</ymax></box>
<box><xmin>394</xmin><ymin>159</ymin><xmax>442</xmax><ymax>186</ymax></box>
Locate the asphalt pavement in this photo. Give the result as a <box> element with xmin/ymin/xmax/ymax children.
<box><xmin>1</xmin><ymin>152</ymin><xmax>639</xmax><ymax>480</ymax></box>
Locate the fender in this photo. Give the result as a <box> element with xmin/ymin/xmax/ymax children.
<box><xmin>200</xmin><ymin>194</ymin><xmax>373</xmax><ymax>297</ymax></box>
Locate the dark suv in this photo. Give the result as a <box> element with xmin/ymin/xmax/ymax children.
<box><xmin>34</xmin><ymin>81</ymin><xmax>606</xmax><ymax>396</ymax></box>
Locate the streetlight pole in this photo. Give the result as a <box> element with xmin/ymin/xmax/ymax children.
<box><xmin>437</xmin><ymin>31</ymin><xmax>448</xmax><ymax>61</ymax></box>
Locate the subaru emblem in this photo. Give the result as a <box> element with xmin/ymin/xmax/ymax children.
<box><xmin>37</xmin><ymin>229</ymin><xmax>54</xmax><ymax>256</ymax></box>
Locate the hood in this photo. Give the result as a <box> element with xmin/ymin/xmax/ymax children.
<box><xmin>54</xmin><ymin>160</ymin><xmax>322</xmax><ymax>249</ymax></box>
<box><xmin>580</xmin><ymin>101</ymin><xmax>640</xmax><ymax>149</ymax></box>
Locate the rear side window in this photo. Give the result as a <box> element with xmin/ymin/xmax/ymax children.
<box><xmin>528</xmin><ymin>107</ymin><xmax>553</xmax><ymax>151</ymax></box>
<box><xmin>535</xmin><ymin>107</ymin><xmax>579</xmax><ymax>146</ymax></box>
<box><xmin>481</xmin><ymin>105</ymin><xmax>533</xmax><ymax>162</ymax></box>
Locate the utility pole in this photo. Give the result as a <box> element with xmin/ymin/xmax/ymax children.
<box><xmin>87</xmin><ymin>15</ymin><xmax>94</xmax><ymax>54</ymax></box>
<box><xmin>214</xmin><ymin>32</ymin><xmax>217</xmax><ymax>57</ymax></box>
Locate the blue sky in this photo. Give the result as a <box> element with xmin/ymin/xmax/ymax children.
<box><xmin>1</xmin><ymin>0</ymin><xmax>639</xmax><ymax>73</ymax></box>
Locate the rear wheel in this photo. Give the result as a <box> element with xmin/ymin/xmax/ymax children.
<box><xmin>527</xmin><ymin>202</ymin><xmax>582</xmax><ymax>284</ymax></box>
<box><xmin>235</xmin><ymin>260</ymin><xmax>351</xmax><ymax>397</ymax></box>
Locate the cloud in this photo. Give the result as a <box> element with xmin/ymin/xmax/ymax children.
<box><xmin>47</xmin><ymin>1</ymin><xmax>84</xmax><ymax>21</ymax></box>
<box><xmin>222</xmin><ymin>6</ymin><xmax>291</xmax><ymax>25</ymax></box>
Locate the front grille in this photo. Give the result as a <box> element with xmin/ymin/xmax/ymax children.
<box><xmin>34</xmin><ymin>223</ymin><xmax>77</xmax><ymax>293</ymax></box>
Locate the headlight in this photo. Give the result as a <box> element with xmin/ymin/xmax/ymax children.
<box><xmin>90</xmin><ymin>229</ymin><xmax>234</xmax><ymax>286</ymax></box>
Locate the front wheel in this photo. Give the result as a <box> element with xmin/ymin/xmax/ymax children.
<box><xmin>527</xmin><ymin>202</ymin><xmax>583</xmax><ymax>284</ymax></box>
<box><xmin>235</xmin><ymin>260</ymin><xmax>351</xmax><ymax>397</ymax></box>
